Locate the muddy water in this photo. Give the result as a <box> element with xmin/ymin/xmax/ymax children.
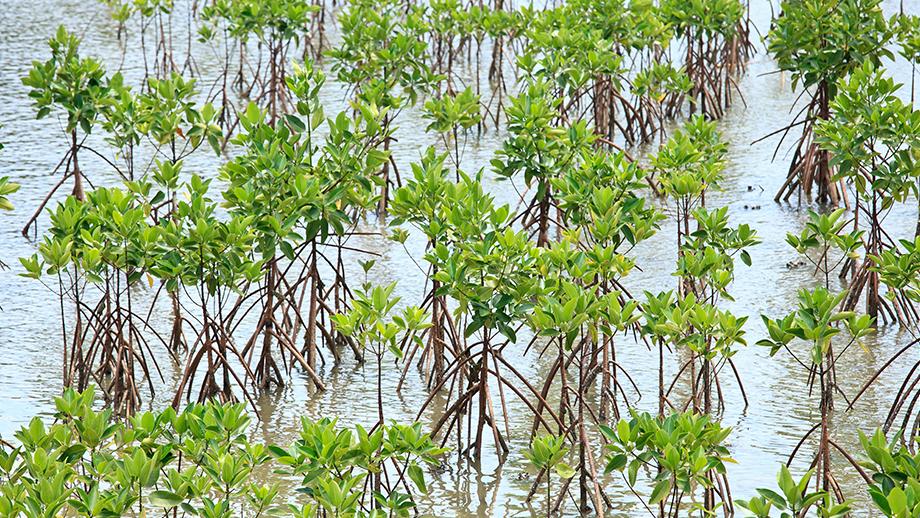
<box><xmin>1</xmin><ymin>0</ymin><xmax>920</xmax><ymax>515</ymax></box>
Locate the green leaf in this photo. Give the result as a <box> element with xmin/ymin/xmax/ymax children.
<box><xmin>148</xmin><ymin>490</ymin><xmax>183</xmax><ymax>508</ymax></box>
<box><xmin>554</xmin><ymin>462</ymin><xmax>575</xmax><ymax>479</ymax></box>
<box><xmin>649</xmin><ymin>479</ymin><xmax>671</xmax><ymax>505</ymax></box>
<box><xmin>407</xmin><ymin>463</ymin><xmax>427</xmax><ymax>494</ymax></box>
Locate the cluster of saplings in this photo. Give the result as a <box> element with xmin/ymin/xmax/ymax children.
<box><xmin>3</xmin><ymin>0</ymin><xmax>920</xmax><ymax>515</ymax></box>
<box><xmin>0</xmin><ymin>386</ymin><xmax>914</xmax><ymax>517</ymax></box>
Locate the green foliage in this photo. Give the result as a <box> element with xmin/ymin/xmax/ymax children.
<box><xmin>331</xmin><ymin>282</ymin><xmax>430</xmax><ymax>361</ymax></box>
<box><xmin>525</xmin><ymin>434</ymin><xmax>575</xmax><ymax>480</ymax></box>
<box><xmin>22</xmin><ymin>26</ymin><xmax>111</xmax><ymax>135</ymax></box>
<box><xmin>552</xmin><ymin>150</ymin><xmax>662</xmax><ymax>255</ymax></box>
<box><xmin>423</xmin><ymin>87</ymin><xmax>481</xmax><ymax>135</ymax></box>
<box><xmin>423</xmin><ymin>87</ymin><xmax>481</xmax><ymax>168</ymax></box>
<box><xmin>859</xmin><ymin>429</ymin><xmax>920</xmax><ymax>517</ymax></box>
<box><xmin>893</xmin><ymin>13</ymin><xmax>920</xmax><ymax>65</ymax></box>
<box><xmin>640</xmin><ymin>291</ymin><xmax>747</xmax><ymax>361</ymax></box>
<box><xmin>272</xmin><ymin>417</ymin><xmax>446</xmax><ymax>517</ymax></box>
<box><xmin>0</xmin><ymin>387</ymin><xmax>445</xmax><ymax>517</ymax></box>
<box><xmin>816</xmin><ymin>63</ymin><xmax>920</xmax><ymax>202</ymax></box>
<box><xmin>493</xmin><ymin>81</ymin><xmax>595</xmax><ymax>191</ymax></box>
<box><xmin>222</xmin><ymin>102</ymin><xmax>331</xmax><ymax>260</ymax></box>
<box><xmin>153</xmin><ymin>177</ymin><xmax>262</xmax><ymax>295</ymax></box>
<box><xmin>768</xmin><ymin>0</ymin><xmax>891</xmax><ymax>90</ymax></box>
<box><xmin>518</xmin><ymin>7</ymin><xmax>624</xmax><ymax>97</ymax></box>
<box><xmin>873</xmin><ymin>236</ymin><xmax>920</xmax><ymax>304</ymax></box>
<box><xmin>602</xmin><ymin>411</ymin><xmax>734</xmax><ymax>516</ymax></box>
<box><xmin>660</xmin><ymin>0</ymin><xmax>744</xmax><ymax>39</ymax></box>
<box><xmin>390</xmin><ymin>147</ymin><xmax>459</xmax><ymax>243</ymax></box>
<box><xmin>528</xmin><ymin>278</ymin><xmax>639</xmax><ymax>350</ymax></box>
<box><xmin>329</xmin><ymin>0</ymin><xmax>439</xmax><ymax>109</ymax></box>
<box><xmin>138</xmin><ymin>73</ymin><xmax>223</xmax><ymax>159</ymax></box>
<box><xmin>677</xmin><ymin>206</ymin><xmax>760</xmax><ymax>300</ymax></box>
<box><xmin>0</xmin><ymin>176</ymin><xmax>19</xmax><ymax>212</ymax></box>
<box><xmin>786</xmin><ymin>209</ymin><xmax>862</xmax><ymax>282</ymax></box>
<box><xmin>757</xmin><ymin>287</ymin><xmax>873</xmax><ymax>365</ymax></box>
<box><xmin>736</xmin><ymin>465</ymin><xmax>850</xmax><ymax>517</ymax></box>
<box><xmin>430</xmin><ymin>220</ymin><xmax>540</xmax><ymax>343</ymax></box>
<box><xmin>632</xmin><ymin>62</ymin><xmax>692</xmax><ymax>102</ymax></box>
<box><xmin>654</xmin><ymin>115</ymin><xmax>727</xmax><ymax>199</ymax></box>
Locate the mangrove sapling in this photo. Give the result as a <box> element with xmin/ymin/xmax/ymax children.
<box><xmin>677</xmin><ymin>206</ymin><xmax>760</xmax><ymax>305</ymax></box>
<box><xmin>568</xmin><ymin>0</ymin><xmax>680</xmax><ymax>145</ymax></box>
<box><xmin>757</xmin><ymin>287</ymin><xmax>874</xmax><ymax>502</ymax></box>
<box><xmin>101</xmin><ymin>0</ymin><xmax>133</xmax><ymax>41</ymax></box>
<box><xmin>524</xmin><ymin>434</ymin><xmax>576</xmax><ymax>517</ymax></box>
<box><xmin>653</xmin><ymin>116</ymin><xmax>729</xmax><ymax>295</ymax></box>
<box><xmin>279</xmin><ymin>61</ymin><xmax>377</xmax><ymax>373</ymax></box>
<box><xmin>220</xmin><ymin>102</ymin><xmax>330</xmax><ymax>391</ymax></box>
<box><xmin>632</xmin><ymin>63</ymin><xmax>693</xmax><ymax>147</ymax></box>
<box><xmin>493</xmin><ymin>81</ymin><xmax>595</xmax><ymax>246</ymax></box>
<box><xmin>539</xmin><ymin>0</ymin><xmax>631</xmax><ymax>143</ymax></box>
<box><xmin>271</xmin><ymin>417</ymin><xmax>447</xmax><ymax>517</ymax></box>
<box><xmin>70</xmin><ymin>187</ymin><xmax>166</xmax><ymax>416</ymax></box>
<box><xmin>389</xmin><ymin>148</ymin><xmax>470</xmax><ymax>389</ymax></box>
<box><xmin>640</xmin><ymin>291</ymin><xmax>749</xmax><ymax>418</ymax></box>
<box><xmin>195</xmin><ymin>0</ymin><xmax>247</xmax><ymax>139</ymax></box>
<box><xmin>660</xmin><ymin>0</ymin><xmax>750</xmax><ymax>119</ymax></box>
<box><xmin>735</xmin><ymin>465</ymin><xmax>851</xmax><ymax>517</ymax></box>
<box><xmin>21</xmin><ymin>26</ymin><xmax>114</xmax><ymax>236</ymax></box>
<box><xmin>137</xmin><ymin>74</ymin><xmax>223</xmax><ymax>357</ymax></box>
<box><xmin>19</xmin><ymin>203</ymin><xmax>84</xmax><ymax>389</ymax></box>
<box><xmin>481</xmin><ymin>7</ymin><xmax>518</xmax><ymax>127</ymax></box>
<box><xmin>814</xmin><ymin>63</ymin><xmax>920</xmax><ymax>325</ymax></box>
<box><xmin>785</xmin><ymin>209</ymin><xmax>864</xmax><ymax>291</ymax></box>
<box><xmin>159</xmin><ymin>176</ymin><xmax>264</xmax><ymax>407</ymax></box>
<box><xmin>602</xmin><ymin>410</ymin><xmax>736</xmax><ymax>518</ymax></box>
<box><xmin>329</xmin><ymin>283</ymin><xmax>433</xmax><ymax>512</ymax></box>
<box><xmin>328</xmin><ymin>0</ymin><xmax>441</xmax><ymax>214</ymax></box>
<box><xmin>330</xmin><ymin>282</ymin><xmax>429</xmax><ymax>430</ymax></box>
<box><xmin>20</xmin><ymin>187</ymin><xmax>168</xmax><ymax>415</ymax></box>
<box><xmin>421</xmin><ymin>206</ymin><xmax>557</xmax><ymax>461</ymax></box>
<box><xmin>445</xmin><ymin>5</ymin><xmax>492</xmax><ymax>130</ymax></box>
<box><xmin>422</xmin><ymin>86</ymin><xmax>482</xmax><ymax>174</ymax></box>
<box><xmin>765</xmin><ymin>0</ymin><xmax>892</xmax><ymax>205</ymax></box>
<box><xmin>292</xmin><ymin>102</ymin><xmax>397</xmax><ymax>372</ymax></box>
<box><xmin>526</xmin><ymin>277</ymin><xmax>637</xmax><ymax>516</ymax></box>
<box><xmin>197</xmin><ymin>0</ymin><xmax>320</xmax><ymax>137</ymax></box>
<box><xmin>522</xmin><ymin>150</ymin><xmax>663</xmax><ymax>509</ymax></box>
<box><xmin>550</xmin><ymin>150</ymin><xmax>662</xmax><ymax>420</ymax></box>
<box><xmin>284</xmin><ymin>89</ymin><xmax>394</xmax><ymax>373</ymax></box>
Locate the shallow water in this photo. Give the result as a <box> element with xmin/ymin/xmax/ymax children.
<box><xmin>1</xmin><ymin>0</ymin><xmax>920</xmax><ymax>515</ymax></box>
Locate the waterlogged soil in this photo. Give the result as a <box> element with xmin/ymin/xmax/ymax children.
<box><xmin>1</xmin><ymin>0</ymin><xmax>920</xmax><ymax>515</ymax></box>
